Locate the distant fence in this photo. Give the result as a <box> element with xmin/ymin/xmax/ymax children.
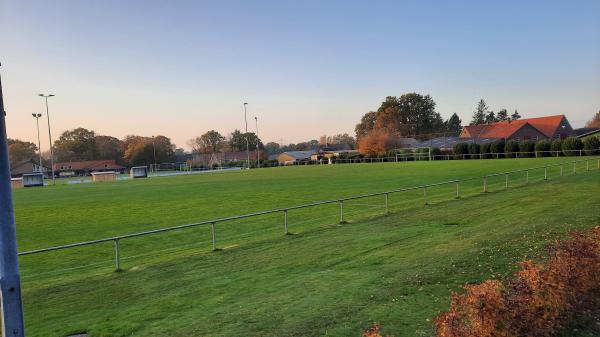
<box><xmin>18</xmin><ymin>158</ymin><xmax>600</xmax><ymax>272</ymax></box>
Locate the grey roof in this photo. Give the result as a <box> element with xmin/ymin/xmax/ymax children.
<box><xmin>404</xmin><ymin>137</ymin><xmax>498</xmax><ymax>149</ymax></box>
<box><xmin>280</xmin><ymin>150</ymin><xmax>317</xmax><ymax>160</ymax></box>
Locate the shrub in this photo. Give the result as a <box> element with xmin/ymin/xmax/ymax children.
<box><xmin>518</xmin><ymin>140</ymin><xmax>536</xmax><ymax>158</ymax></box>
<box><xmin>504</xmin><ymin>140</ymin><xmax>519</xmax><ymax>158</ymax></box>
<box><xmin>561</xmin><ymin>137</ymin><xmax>584</xmax><ymax>156</ymax></box>
<box><xmin>415</xmin><ymin>148</ymin><xmax>430</xmax><ymax>161</ymax></box>
<box><xmin>430</xmin><ymin>147</ymin><xmax>441</xmax><ymax>160</ymax></box>
<box><xmin>490</xmin><ymin>139</ymin><xmax>505</xmax><ymax>158</ymax></box>
<box><xmin>453</xmin><ymin>142</ymin><xmax>469</xmax><ymax>159</ymax></box>
<box><xmin>435</xmin><ymin>227</ymin><xmax>600</xmax><ymax>337</ymax></box>
<box><xmin>583</xmin><ymin>136</ymin><xmax>600</xmax><ymax>155</ymax></box>
<box><xmin>551</xmin><ymin>139</ymin><xmax>563</xmax><ymax>157</ymax></box>
<box><xmin>535</xmin><ymin>140</ymin><xmax>551</xmax><ymax>157</ymax></box>
<box><xmin>468</xmin><ymin>143</ymin><xmax>480</xmax><ymax>159</ymax></box>
<box><xmin>480</xmin><ymin>143</ymin><xmax>491</xmax><ymax>159</ymax></box>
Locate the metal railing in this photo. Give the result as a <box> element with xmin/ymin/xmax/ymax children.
<box><xmin>18</xmin><ymin>158</ymin><xmax>600</xmax><ymax>272</ymax></box>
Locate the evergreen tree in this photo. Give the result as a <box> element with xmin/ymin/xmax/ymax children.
<box><xmin>445</xmin><ymin>113</ymin><xmax>463</xmax><ymax>133</ymax></box>
<box><xmin>470</xmin><ymin>99</ymin><xmax>488</xmax><ymax>125</ymax></box>
<box><xmin>511</xmin><ymin>110</ymin><xmax>521</xmax><ymax>120</ymax></box>
<box><xmin>496</xmin><ymin>109</ymin><xmax>509</xmax><ymax>121</ymax></box>
<box><xmin>485</xmin><ymin>111</ymin><xmax>497</xmax><ymax>124</ymax></box>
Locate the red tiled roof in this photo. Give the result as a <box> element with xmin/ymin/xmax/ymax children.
<box><xmin>460</xmin><ymin>115</ymin><xmax>566</xmax><ymax>139</ymax></box>
<box><xmin>53</xmin><ymin>160</ymin><xmax>125</xmax><ymax>171</ymax></box>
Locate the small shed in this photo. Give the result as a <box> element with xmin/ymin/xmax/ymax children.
<box><xmin>22</xmin><ymin>173</ymin><xmax>44</xmax><ymax>187</ymax></box>
<box><xmin>130</xmin><ymin>166</ymin><xmax>148</xmax><ymax>178</ymax></box>
<box><xmin>11</xmin><ymin>178</ymin><xmax>23</xmax><ymax>189</ymax></box>
<box><xmin>91</xmin><ymin>171</ymin><xmax>117</xmax><ymax>182</ymax></box>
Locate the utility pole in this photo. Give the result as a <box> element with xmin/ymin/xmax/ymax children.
<box><xmin>254</xmin><ymin>116</ymin><xmax>260</xmax><ymax>168</ymax></box>
<box><xmin>243</xmin><ymin>103</ymin><xmax>250</xmax><ymax>169</ymax></box>
<box><xmin>38</xmin><ymin>93</ymin><xmax>55</xmax><ymax>185</ymax></box>
<box><xmin>32</xmin><ymin>113</ymin><xmax>43</xmax><ymax>172</ymax></box>
<box><xmin>0</xmin><ymin>63</ymin><xmax>27</xmax><ymax>337</ymax></box>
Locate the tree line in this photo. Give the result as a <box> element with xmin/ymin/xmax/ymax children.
<box><xmin>188</xmin><ymin>130</ymin><xmax>356</xmax><ymax>155</ymax></box>
<box><xmin>8</xmin><ymin>128</ymin><xmax>178</xmax><ymax>168</ymax></box>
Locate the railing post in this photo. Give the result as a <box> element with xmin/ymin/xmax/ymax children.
<box><xmin>455</xmin><ymin>181</ymin><xmax>460</xmax><ymax>199</ymax></box>
<box><xmin>114</xmin><ymin>238</ymin><xmax>120</xmax><ymax>271</ymax></box>
<box><xmin>505</xmin><ymin>173</ymin><xmax>509</xmax><ymax>188</ymax></box>
<box><xmin>560</xmin><ymin>165</ymin><xmax>563</xmax><ymax>176</ymax></box>
<box><xmin>211</xmin><ymin>222</ymin><xmax>217</xmax><ymax>251</ymax></box>
<box><xmin>573</xmin><ymin>162</ymin><xmax>576</xmax><ymax>174</ymax></box>
<box><xmin>339</xmin><ymin>200</ymin><xmax>346</xmax><ymax>223</ymax></box>
<box><xmin>544</xmin><ymin>166</ymin><xmax>547</xmax><ymax>180</ymax></box>
<box><xmin>483</xmin><ymin>176</ymin><xmax>487</xmax><ymax>193</ymax></box>
<box><xmin>586</xmin><ymin>159</ymin><xmax>589</xmax><ymax>171</ymax></box>
<box><xmin>385</xmin><ymin>193</ymin><xmax>389</xmax><ymax>213</ymax></box>
<box><xmin>525</xmin><ymin>170</ymin><xmax>529</xmax><ymax>183</ymax></box>
<box><xmin>284</xmin><ymin>209</ymin><xmax>289</xmax><ymax>235</ymax></box>
<box><xmin>423</xmin><ymin>186</ymin><xmax>428</xmax><ymax>205</ymax></box>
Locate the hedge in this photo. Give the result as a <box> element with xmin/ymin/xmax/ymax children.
<box><xmin>561</xmin><ymin>137</ymin><xmax>584</xmax><ymax>156</ymax></box>
<box><xmin>490</xmin><ymin>139</ymin><xmax>505</xmax><ymax>158</ymax></box>
<box><xmin>453</xmin><ymin>142</ymin><xmax>469</xmax><ymax>159</ymax></box>
<box><xmin>583</xmin><ymin>136</ymin><xmax>600</xmax><ymax>156</ymax></box>
<box><xmin>504</xmin><ymin>140</ymin><xmax>519</xmax><ymax>158</ymax></box>
<box><xmin>535</xmin><ymin>140</ymin><xmax>551</xmax><ymax>157</ymax></box>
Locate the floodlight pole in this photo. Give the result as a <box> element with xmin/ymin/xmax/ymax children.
<box><xmin>32</xmin><ymin>113</ymin><xmax>43</xmax><ymax>172</ymax></box>
<box><xmin>254</xmin><ymin>116</ymin><xmax>260</xmax><ymax>168</ymax></box>
<box><xmin>243</xmin><ymin>103</ymin><xmax>250</xmax><ymax>169</ymax></box>
<box><xmin>39</xmin><ymin>93</ymin><xmax>55</xmax><ymax>185</ymax></box>
<box><xmin>0</xmin><ymin>63</ymin><xmax>27</xmax><ymax>337</ymax></box>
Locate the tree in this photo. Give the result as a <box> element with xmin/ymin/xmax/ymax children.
<box><xmin>7</xmin><ymin>139</ymin><xmax>37</xmax><ymax>168</ymax></box>
<box><xmin>190</xmin><ymin>130</ymin><xmax>226</xmax><ymax>154</ymax></box>
<box><xmin>445</xmin><ymin>113</ymin><xmax>462</xmax><ymax>133</ymax></box>
<box><xmin>95</xmin><ymin>135</ymin><xmax>124</xmax><ymax>164</ymax></box>
<box><xmin>357</xmin><ymin>129</ymin><xmax>400</xmax><ymax>156</ymax></box>
<box><xmin>54</xmin><ymin>127</ymin><xmax>98</xmax><ymax>161</ymax></box>
<box><xmin>123</xmin><ymin>135</ymin><xmax>175</xmax><ymax>166</ymax></box>
<box><xmin>264</xmin><ymin>142</ymin><xmax>281</xmax><ymax>154</ymax></box>
<box><xmin>511</xmin><ymin>110</ymin><xmax>521</xmax><ymax>120</ymax></box>
<box><xmin>244</xmin><ymin>132</ymin><xmax>263</xmax><ymax>151</ymax></box>
<box><xmin>496</xmin><ymin>109</ymin><xmax>509</xmax><ymax>122</ymax></box>
<box><xmin>485</xmin><ymin>111</ymin><xmax>497</xmax><ymax>124</ymax></box>
<box><xmin>228</xmin><ymin>130</ymin><xmax>246</xmax><ymax>152</ymax></box>
<box><xmin>355</xmin><ymin>111</ymin><xmax>378</xmax><ymax>140</ymax></box>
<box><xmin>471</xmin><ymin>99</ymin><xmax>488</xmax><ymax>125</ymax></box>
<box><xmin>585</xmin><ymin>110</ymin><xmax>600</xmax><ymax>128</ymax></box>
<box><xmin>321</xmin><ymin>133</ymin><xmax>356</xmax><ymax>149</ymax></box>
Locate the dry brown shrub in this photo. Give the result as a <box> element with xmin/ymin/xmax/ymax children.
<box><xmin>435</xmin><ymin>226</ymin><xmax>600</xmax><ymax>337</ymax></box>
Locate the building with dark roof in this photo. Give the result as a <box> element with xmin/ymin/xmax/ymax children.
<box><xmin>53</xmin><ymin>160</ymin><xmax>126</xmax><ymax>176</ymax></box>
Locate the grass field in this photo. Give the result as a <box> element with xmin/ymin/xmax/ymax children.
<box><xmin>12</xmin><ymin>157</ymin><xmax>600</xmax><ymax>336</ymax></box>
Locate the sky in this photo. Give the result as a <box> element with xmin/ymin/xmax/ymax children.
<box><xmin>1</xmin><ymin>0</ymin><xmax>599</xmax><ymax>150</ymax></box>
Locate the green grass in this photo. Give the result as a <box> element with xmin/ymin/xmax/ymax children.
<box><xmin>13</xmin><ymin>157</ymin><xmax>600</xmax><ymax>336</ymax></box>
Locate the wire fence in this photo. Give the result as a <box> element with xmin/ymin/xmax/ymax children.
<box><xmin>18</xmin><ymin>158</ymin><xmax>600</xmax><ymax>273</ymax></box>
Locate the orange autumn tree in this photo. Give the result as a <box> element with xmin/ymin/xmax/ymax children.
<box><xmin>357</xmin><ymin>129</ymin><xmax>400</xmax><ymax>157</ymax></box>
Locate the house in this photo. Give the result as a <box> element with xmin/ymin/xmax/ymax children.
<box><xmin>277</xmin><ymin>150</ymin><xmax>317</xmax><ymax>165</ymax></box>
<box><xmin>53</xmin><ymin>160</ymin><xmax>126</xmax><ymax>177</ymax></box>
<box><xmin>460</xmin><ymin>115</ymin><xmax>574</xmax><ymax>142</ymax></box>
<box><xmin>192</xmin><ymin>151</ymin><xmax>262</xmax><ymax>167</ymax></box>
<box><xmin>10</xmin><ymin>159</ymin><xmax>47</xmax><ymax>178</ymax></box>
<box><xmin>310</xmin><ymin>149</ymin><xmax>360</xmax><ymax>161</ymax></box>
<box><xmin>575</xmin><ymin>128</ymin><xmax>600</xmax><ymax>140</ymax></box>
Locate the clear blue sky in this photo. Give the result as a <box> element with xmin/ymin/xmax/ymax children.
<box><xmin>2</xmin><ymin>0</ymin><xmax>599</xmax><ymax>149</ymax></box>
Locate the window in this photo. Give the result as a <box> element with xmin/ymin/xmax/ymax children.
<box><xmin>515</xmin><ymin>137</ymin><xmax>521</xmax><ymax>141</ymax></box>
